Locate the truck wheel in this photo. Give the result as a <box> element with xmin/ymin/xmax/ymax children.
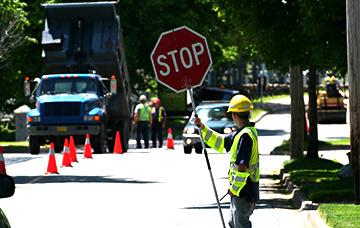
<box><xmin>91</xmin><ymin>125</ymin><xmax>107</xmax><ymax>154</ymax></box>
<box><xmin>184</xmin><ymin>145</ymin><xmax>192</xmax><ymax>154</ymax></box>
<box><xmin>195</xmin><ymin>143</ymin><xmax>203</xmax><ymax>154</ymax></box>
<box><xmin>53</xmin><ymin>137</ymin><xmax>63</xmax><ymax>153</ymax></box>
<box><xmin>29</xmin><ymin>136</ymin><xmax>40</xmax><ymax>155</ymax></box>
<box><xmin>107</xmin><ymin>137</ymin><xmax>114</xmax><ymax>153</ymax></box>
<box><xmin>119</xmin><ymin>121</ymin><xmax>129</xmax><ymax>152</ymax></box>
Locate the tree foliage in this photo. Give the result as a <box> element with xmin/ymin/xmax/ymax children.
<box><xmin>0</xmin><ymin>0</ymin><xmax>30</xmax><ymax>113</ymax></box>
<box><xmin>119</xmin><ymin>0</ymin><xmax>226</xmax><ymax>91</ymax></box>
<box><xmin>0</xmin><ymin>0</ymin><xmax>28</xmax><ymax>69</ymax></box>
<box><xmin>0</xmin><ymin>0</ymin><xmax>348</xmax><ymax>116</ymax></box>
<box><xmin>213</xmin><ymin>0</ymin><xmax>346</xmax><ymax>158</ymax></box>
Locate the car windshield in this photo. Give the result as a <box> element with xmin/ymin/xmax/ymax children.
<box><xmin>39</xmin><ymin>77</ymin><xmax>98</xmax><ymax>95</ymax></box>
<box><xmin>192</xmin><ymin>105</ymin><xmax>232</xmax><ymax>123</ymax></box>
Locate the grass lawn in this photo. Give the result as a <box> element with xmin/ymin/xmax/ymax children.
<box><xmin>0</xmin><ymin>141</ymin><xmax>28</xmax><ymax>147</ymax></box>
<box><xmin>283</xmin><ymin>158</ymin><xmax>354</xmax><ymax>202</ymax></box>
<box><xmin>253</xmin><ymin>94</ymin><xmax>289</xmax><ymax>103</ymax></box>
<box><xmin>318</xmin><ymin>204</ymin><xmax>360</xmax><ymax>228</ymax></box>
<box><xmin>250</xmin><ymin>108</ymin><xmax>265</xmax><ymax>121</ymax></box>
<box><xmin>0</xmin><ymin>141</ymin><xmax>30</xmax><ymax>153</ymax></box>
<box><xmin>283</xmin><ymin>157</ymin><xmax>356</xmax><ymax>227</ymax></box>
<box><xmin>273</xmin><ymin>138</ymin><xmax>350</xmax><ymax>153</ymax></box>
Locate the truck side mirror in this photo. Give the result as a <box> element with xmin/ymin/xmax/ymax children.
<box><xmin>29</xmin><ymin>95</ymin><xmax>36</xmax><ymax>103</ymax></box>
<box><xmin>24</xmin><ymin>77</ymin><xmax>31</xmax><ymax>97</ymax></box>
<box><xmin>111</xmin><ymin>75</ymin><xmax>117</xmax><ymax>95</ymax></box>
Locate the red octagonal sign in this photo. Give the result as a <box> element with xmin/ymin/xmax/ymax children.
<box><xmin>151</xmin><ymin>26</ymin><xmax>212</xmax><ymax>93</ymax></box>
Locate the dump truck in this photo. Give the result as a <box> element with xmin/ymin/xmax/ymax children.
<box><xmin>24</xmin><ymin>2</ymin><xmax>132</xmax><ymax>154</ymax></box>
<box><xmin>317</xmin><ymin>75</ymin><xmax>347</xmax><ymax>124</ymax></box>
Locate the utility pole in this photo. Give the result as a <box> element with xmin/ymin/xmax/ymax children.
<box><xmin>346</xmin><ymin>0</ymin><xmax>360</xmax><ymax>204</ymax></box>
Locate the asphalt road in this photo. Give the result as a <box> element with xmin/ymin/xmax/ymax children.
<box><xmin>0</xmin><ymin>108</ymin><xmax>350</xmax><ymax>228</ymax></box>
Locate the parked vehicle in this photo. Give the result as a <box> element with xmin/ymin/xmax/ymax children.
<box><xmin>182</xmin><ymin>101</ymin><xmax>238</xmax><ymax>154</ymax></box>
<box><xmin>25</xmin><ymin>2</ymin><xmax>132</xmax><ymax>154</ymax></box>
<box><xmin>317</xmin><ymin>75</ymin><xmax>347</xmax><ymax>124</ymax></box>
<box><xmin>0</xmin><ymin>174</ymin><xmax>15</xmax><ymax>228</ymax></box>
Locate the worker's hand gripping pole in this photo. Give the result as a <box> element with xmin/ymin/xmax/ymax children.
<box><xmin>188</xmin><ymin>88</ymin><xmax>226</xmax><ymax>228</ymax></box>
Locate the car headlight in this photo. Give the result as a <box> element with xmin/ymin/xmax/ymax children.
<box><xmin>223</xmin><ymin>127</ymin><xmax>232</xmax><ymax>134</ymax></box>
<box><xmin>187</xmin><ymin>127</ymin><xmax>195</xmax><ymax>134</ymax></box>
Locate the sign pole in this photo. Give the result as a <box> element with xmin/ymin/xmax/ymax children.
<box><xmin>188</xmin><ymin>87</ymin><xmax>226</xmax><ymax>228</ymax></box>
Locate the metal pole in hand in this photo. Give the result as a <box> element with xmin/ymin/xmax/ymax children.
<box><xmin>188</xmin><ymin>88</ymin><xmax>226</xmax><ymax>228</ymax></box>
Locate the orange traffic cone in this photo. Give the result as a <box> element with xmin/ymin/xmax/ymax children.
<box><xmin>166</xmin><ymin>128</ymin><xmax>174</xmax><ymax>149</ymax></box>
<box><xmin>69</xmin><ymin>136</ymin><xmax>78</xmax><ymax>163</ymax></box>
<box><xmin>61</xmin><ymin>139</ymin><xmax>72</xmax><ymax>167</ymax></box>
<box><xmin>46</xmin><ymin>143</ymin><xmax>59</xmax><ymax>174</ymax></box>
<box><xmin>113</xmin><ymin>131</ymin><xmax>123</xmax><ymax>154</ymax></box>
<box><xmin>84</xmin><ymin>134</ymin><xmax>93</xmax><ymax>159</ymax></box>
<box><xmin>0</xmin><ymin>146</ymin><xmax>7</xmax><ymax>175</ymax></box>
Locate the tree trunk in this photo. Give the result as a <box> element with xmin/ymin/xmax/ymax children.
<box><xmin>306</xmin><ymin>66</ymin><xmax>319</xmax><ymax>159</ymax></box>
<box><xmin>290</xmin><ymin>65</ymin><xmax>304</xmax><ymax>159</ymax></box>
<box><xmin>346</xmin><ymin>0</ymin><xmax>360</xmax><ymax>205</ymax></box>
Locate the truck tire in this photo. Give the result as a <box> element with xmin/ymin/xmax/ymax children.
<box><xmin>119</xmin><ymin>120</ymin><xmax>130</xmax><ymax>152</ymax></box>
<box><xmin>53</xmin><ymin>137</ymin><xmax>63</xmax><ymax>153</ymax></box>
<box><xmin>91</xmin><ymin>125</ymin><xmax>107</xmax><ymax>154</ymax></box>
<box><xmin>29</xmin><ymin>136</ymin><xmax>40</xmax><ymax>155</ymax></box>
<box><xmin>184</xmin><ymin>145</ymin><xmax>192</xmax><ymax>154</ymax></box>
<box><xmin>195</xmin><ymin>143</ymin><xmax>203</xmax><ymax>154</ymax></box>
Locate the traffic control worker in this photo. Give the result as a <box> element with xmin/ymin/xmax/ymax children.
<box><xmin>134</xmin><ymin>95</ymin><xmax>152</xmax><ymax>149</ymax></box>
<box><xmin>194</xmin><ymin>94</ymin><xmax>259</xmax><ymax>228</ymax></box>
<box><xmin>151</xmin><ymin>98</ymin><xmax>166</xmax><ymax>148</ymax></box>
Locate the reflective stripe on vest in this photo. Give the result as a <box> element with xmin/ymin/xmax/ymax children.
<box><xmin>158</xmin><ymin>107</ymin><xmax>164</xmax><ymax>122</ymax></box>
<box><xmin>201</xmin><ymin>124</ymin><xmax>259</xmax><ymax>196</ymax></box>
<box><xmin>228</xmin><ymin>126</ymin><xmax>259</xmax><ymax>196</ymax></box>
<box><xmin>201</xmin><ymin>126</ymin><xmax>225</xmax><ymax>153</ymax></box>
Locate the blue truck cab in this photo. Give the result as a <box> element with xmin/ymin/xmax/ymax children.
<box><xmin>27</xmin><ymin>73</ymin><xmax>110</xmax><ymax>154</ymax></box>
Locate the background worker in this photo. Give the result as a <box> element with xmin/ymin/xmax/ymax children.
<box><xmin>134</xmin><ymin>95</ymin><xmax>152</xmax><ymax>149</ymax></box>
<box><xmin>151</xmin><ymin>98</ymin><xmax>166</xmax><ymax>148</ymax></box>
<box><xmin>194</xmin><ymin>94</ymin><xmax>259</xmax><ymax>228</ymax></box>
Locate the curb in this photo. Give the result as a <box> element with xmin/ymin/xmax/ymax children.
<box><xmin>280</xmin><ymin>169</ymin><xmax>329</xmax><ymax>228</ymax></box>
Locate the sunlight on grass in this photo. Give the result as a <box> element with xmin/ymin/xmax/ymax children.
<box><xmin>250</xmin><ymin>108</ymin><xmax>265</xmax><ymax>121</ymax></box>
<box><xmin>0</xmin><ymin>141</ymin><xmax>28</xmax><ymax>147</ymax></box>
<box><xmin>253</xmin><ymin>94</ymin><xmax>289</xmax><ymax>104</ymax></box>
<box><xmin>319</xmin><ymin>204</ymin><xmax>360</xmax><ymax>228</ymax></box>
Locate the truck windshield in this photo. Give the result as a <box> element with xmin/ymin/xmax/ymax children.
<box><xmin>39</xmin><ymin>77</ymin><xmax>98</xmax><ymax>95</ymax></box>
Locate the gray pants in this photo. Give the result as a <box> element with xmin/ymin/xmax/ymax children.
<box><xmin>229</xmin><ymin>196</ymin><xmax>256</xmax><ymax>228</ymax></box>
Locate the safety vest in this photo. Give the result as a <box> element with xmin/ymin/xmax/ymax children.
<box><xmin>201</xmin><ymin>125</ymin><xmax>259</xmax><ymax>196</ymax></box>
<box><xmin>158</xmin><ymin>106</ymin><xmax>165</xmax><ymax>122</ymax></box>
<box><xmin>138</xmin><ymin>104</ymin><xmax>151</xmax><ymax>121</ymax></box>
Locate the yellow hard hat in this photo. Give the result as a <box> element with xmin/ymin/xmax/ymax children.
<box><xmin>227</xmin><ymin>94</ymin><xmax>253</xmax><ymax>113</ymax></box>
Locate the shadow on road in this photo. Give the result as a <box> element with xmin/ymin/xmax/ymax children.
<box><xmin>257</xmin><ymin>128</ymin><xmax>289</xmax><ymax>136</ymax></box>
<box><xmin>182</xmin><ymin>202</ymin><xmax>230</xmax><ymax>210</ymax></box>
<box><xmin>258</xmin><ymin>103</ymin><xmax>291</xmax><ymax>114</ymax></box>
<box><xmin>256</xmin><ymin>198</ymin><xmax>296</xmax><ymax>210</ymax></box>
<box><xmin>13</xmin><ymin>175</ymin><xmax>162</xmax><ymax>184</ymax></box>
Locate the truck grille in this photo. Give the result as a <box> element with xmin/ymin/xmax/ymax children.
<box><xmin>44</xmin><ymin>102</ymin><xmax>81</xmax><ymax>117</ymax></box>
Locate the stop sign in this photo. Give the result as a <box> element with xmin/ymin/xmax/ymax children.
<box><xmin>151</xmin><ymin>26</ymin><xmax>212</xmax><ymax>93</ymax></box>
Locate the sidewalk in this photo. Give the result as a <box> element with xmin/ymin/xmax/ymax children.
<box><xmin>250</xmin><ymin>97</ymin><xmax>349</xmax><ymax>228</ymax></box>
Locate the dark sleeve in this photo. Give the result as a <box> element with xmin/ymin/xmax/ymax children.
<box><xmin>224</xmin><ymin>131</ymin><xmax>236</xmax><ymax>152</ymax></box>
<box><xmin>235</xmin><ymin>133</ymin><xmax>253</xmax><ymax>166</ymax></box>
